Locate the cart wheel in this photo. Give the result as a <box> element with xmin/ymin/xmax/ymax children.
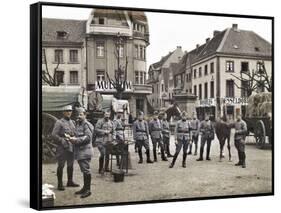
<box><xmin>42</xmin><ymin>113</ymin><xmax>58</xmax><ymax>163</ymax></box>
<box><xmin>254</xmin><ymin>120</ymin><xmax>266</xmax><ymax>149</ymax></box>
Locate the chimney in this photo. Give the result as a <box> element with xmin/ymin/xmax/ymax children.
<box><xmin>213</xmin><ymin>30</ymin><xmax>221</xmax><ymax>37</ymax></box>
<box><xmin>232</xmin><ymin>23</ymin><xmax>238</xmax><ymax>30</ymax></box>
<box><xmin>206</xmin><ymin>37</ymin><xmax>210</xmax><ymax>43</ymax></box>
<box><xmin>196</xmin><ymin>44</ymin><xmax>200</xmax><ymax>49</ymax></box>
<box><xmin>177</xmin><ymin>46</ymin><xmax>182</xmax><ymax>49</ymax></box>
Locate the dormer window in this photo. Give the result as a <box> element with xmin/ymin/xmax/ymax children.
<box><xmin>98</xmin><ymin>18</ymin><xmax>105</xmax><ymax>25</ymax></box>
<box><xmin>255</xmin><ymin>47</ymin><xmax>260</xmax><ymax>52</ymax></box>
<box><xmin>56</xmin><ymin>31</ymin><xmax>67</xmax><ymax>39</ymax></box>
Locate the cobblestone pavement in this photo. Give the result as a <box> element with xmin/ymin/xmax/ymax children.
<box><xmin>42</xmin><ymin>132</ymin><xmax>272</xmax><ymax>207</ymax></box>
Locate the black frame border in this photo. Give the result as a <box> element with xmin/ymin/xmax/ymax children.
<box><xmin>30</xmin><ymin>1</ymin><xmax>274</xmax><ymax>210</ymax></box>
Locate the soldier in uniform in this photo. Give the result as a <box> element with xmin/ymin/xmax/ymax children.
<box><xmin>95</xmin><ymin>111</ymin><xmax>116</xmax><ymax>174</ymax></box>
<box><xmin>149</xmin><ymin>111</ymin><xmax>168</xmax><ymax>162</ymax></box>
<box><xmin>51</xmin><ymin>105</ymin><xmax>79</xmax><ymax>191</ymax></box>
<box><xmin>69</xmin><ymin>108</ymin><xmax>94</xmax><ymax>198</ymax></box>
<box><xmin>196</xmin><ymin>114</ymin><xmax>215</xmax><ymax>161</ymax></box>
<box><xmin>169</xmin><ymin>111</ymin><xmax>190</xmax><ymax>168</ymax></box>
<box><xmin>229</xmin><ymin>114</ymin><xmax>247</xmax><ymax>168</ymax></box>
<box><xmin>132</xmin><ymin>111</ymin><xmax>153</xmax><ymax>164</ymax></box>
<box><xmin>113</xmin><ymin>110</ymin><xmax>126</xmax><ymax>167</ymax></box>
<box><xmin>160</xmin><ymin>113</ymin><xmax>173</xmax><ymax>157</ymax></box>
<box><xmin>187</xmin><ymin>114</ymin><xmax>200</xmax><ymax>155</ymax></box>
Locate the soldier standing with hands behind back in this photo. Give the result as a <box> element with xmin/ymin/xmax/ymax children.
<box><xmin>160</xmin><ymin>113</ymin><xmax>173</xmax><ymax>157</ymax></box>
<box><xmin>68</xmin><ymin>108</ymin><xmax>94</xmax><ymax>198</ymax></box>
<box><xmin>169</xmin><ymin>111</ymin><xmax>190</xmax><ymax>168</ymax></box>
<box><xmin>149</xmin><ymin>111</ymin><xmax>168</xmax><ymax>162</ymax></box>
<box><xmin>133</xmin><ymin>111</ymin><xmax>154</xmax><ymax>164</ymax></box>
<box><xmin>188</xmin><ymin>114</ymin><xmax>200</xmax><ymax>155</ymax></box>
<box><xmin>95</xmin><ymin>111</ymin><xmax>116</xmax><ymax>174</ymax></box>
<box><xmin>51</xmin><ymin>105</ymin><xmax>79</xmax><ymax>191</ymax></box>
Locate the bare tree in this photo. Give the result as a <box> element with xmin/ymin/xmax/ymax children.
<box><xmin>42</xmin><ymin>49</ymin><xmax>61</xmax><ymax>86</ymax></box>
<box><xmin>230</xmin><ymin>61</ymin><xmax>272</xmax><ymax>96</ymax></box>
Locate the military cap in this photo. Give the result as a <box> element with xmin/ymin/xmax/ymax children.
<box><xmin>104</xmin><ymin>110</ymin><xmax>111</xmax><ymax>116</ymax></box>
<box><xmin>181</xmin><ymin>111</ymin><xmax>187</xmax><ymax>116</ymax></box>
<box><xmin>76</xmin><ymin>107</ymin><xmax>86</xmax><ymax>114</ymax></box>
<box><xmin>138</xmin><ymin>111</ymin><xmax>144</xmax><ymax>116</ymax></box>
<box><xmin>153</xmin><ymin>111</ymin><xmax>159</xmax><ymax>115</ymax></box>
<box><xmin>62</xmin><ymin>105</ymin><xmax>72</xmax><ymax>111</ymax></box>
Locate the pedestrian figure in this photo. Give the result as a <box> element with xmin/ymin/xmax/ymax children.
<box><xmin>132</xmin><ymin>111</ymin><xmax>154</xmax><ymax>164</ymax></box>
<box><xmin>113</xmin><ymin>110</ymin><xmax>126</xmax><ymax>168</ymax></box>
<box><xmin>229</xmin><ymin>114</ymin><xmax>247</xmax><ymax>168</ymax></box>
<box><xmin>187</xmin><ymin>114</ymin><xmax>200</xmax><ymax>155</ymax></box>
<box><xmin>69</xmin><ymin>108</ymin><xmax>94</xmax><ymax>198</ymax></box>
<box><xmin>169</xmin><ymin>111</ymin><xmax>190</xmax><ymax>168</ymax></box>
<box><xmin>160</xmin><ymin>113</ymin><xmax>173</xmax><ymax>157</ymax></box>
<box><xmin>51</xmin><ymin>105</ymin><xmax>79</xmax><ymax>191</ymax></box>
<box><xmin>95</xmin><ymin>111</ymin><xmax>116</xmax><ymax>174</ymax></box>
<box><xmin>149</xmin><ymin>111</ymin><xmax>168</xmax><ymax>162</ymax></box>
<box><xmin>196</xmin><ymin>114</ymin><xmax>215</xmax><ymax>161</ymax></box>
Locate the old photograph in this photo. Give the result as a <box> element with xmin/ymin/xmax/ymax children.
<box><xmin>39</xmin><ymin>3</ymin><xmax>273</xmax><ymax>208</ymax></box>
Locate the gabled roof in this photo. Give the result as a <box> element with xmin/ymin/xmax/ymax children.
<box><xmin>219</xmin><ymin>28</ymin><xmax>272</xmax><ymax>57</ymax></box>
<box><xmin>42</xmin><ymin>18</ymin><xmax>86</xmax><ymax>43</ymax></box>
<box><xmin>150</xmin><ymin>51</ymin><xmax>174</xmax><ymax>70</ymax></box>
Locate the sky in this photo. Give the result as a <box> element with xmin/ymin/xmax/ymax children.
<box><xmin>42</xmin><ymin>5</ymin><xmax>272</xmax><ymax>68</ymax></box>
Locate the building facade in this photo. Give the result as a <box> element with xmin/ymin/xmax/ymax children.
<box><xmin>42</xmin><ymin>18</ymin><xmax>86</xmax><ymax>88</ymax></box>
<box><xmin>147</xmin><ymin>46</ymin><xmax>184</xmax><ymax>110</ymax></box>
<box><xmin>85</xmin><ymin>9</ymin><xmax>151</xmax><ymax>116</ymax></box>
<box><xmin>174</xmin><ymin>24</ymin><xmax>272</xmax><ymax>120</ymax></box>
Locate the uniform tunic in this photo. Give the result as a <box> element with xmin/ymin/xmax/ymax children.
<box><xmin>133</xmin><ymin>119</ymin><xmax>150</xmax><ymax>150</ymax></box>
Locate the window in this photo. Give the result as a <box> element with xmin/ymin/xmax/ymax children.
<box><xmin>210</xmin><ymin>81</ymin><xmax>214</xmax><ymax>98</ymax></box>
<box><xmin>115</xmin><ymin>70</ymin><xmax>125</xmax><ymax>81</ymax></box>
<box><xmin>54</xmin><ymin>71</ymin><xmax>64</xmax><ymax>85</ymax></box>
<box><xmin>226</xmin><ymin>61</ymin><xmax>234</xmax><ymax>72</ymax></box>
<box><xmin>54</xmin><ymin>49</ymin><xmax>63</xmax><ymax>63</ymax></box>
<box><xmin>140</xmin><ymin>46</ymin><xmax>143</xmax><ymax>59</ymax></box>
<box><xmin>226</xmin><ymin>80</ymin><xmax>235</xmax><ymax>97</ymax></box>
<box><xmin>98</xmin><ymin>18</ymin><xmax>105</xmax><ymax>25</ymax></box>
<box><xmin>134</xmin><ymin>45</ymin><xmax>138</xmax><ymax>58</ymax></box>
<box><xmin>257</xmin><ymin>62</ymin><xmax>263</xmax><ymax>72</ymax></box>
<box><xmin>210</xmin><ymin>62</ymin><xmax>214</xmax><ymax>73</ymax></box>
<box><xmin>135</xmin><ymin>71</ymin><xmax>139</xmax><ymax>84</ymax></box>
<box><xmin>199</xmin><ymin>84</ymin><xmax>202</xmax><ymax>100</ymax></box>
<box><xmin>241</xmin><ymin>62</ymin><xmax>249</xmax><ymax>72</ymax></box>
<box><xmin>118</xmin><ymin>45</ymin><xmax>124</xmax><ymax>58</ymax></box>
<box><xmin>56</xmin><ymin>31</ymin><xmax>67</xmax><ymax>39</ymax></box>
<box><xmin>161</xmin><ymin>83</ymin><xmax>164</xmax><ymax>92</ymax></box>
<box><xmin>194</xmin><ymin>85</ymin><xmax>197</xmax><ymax>96</ymax></box>
<box><xmin>199</xmin><ymin>67</ymin><xmax>202</xmax><ymax>77</ymax></box>
<box><xmin>204</xmin><ymin>82</ymin><xmax>208</xmax><ymax>99</ymax></box>
<box><xmin>136</xmin><ymin>99</ymin><xmax>144</xmax><ymax>112</ymax></box>
<box><xmin>96</xmin><ymin>42</ymin><xmax>105</xmax><ymax>58</ymax></box>
<box><xmin>69</xmin><ymin>50</ymin><xmax>78</xmax><ymax>63</ymax></box>
<box><xmin>42</xmin><ymin>49</ymin><xmax>46</xmax><ymax>64</ymax></box>
<box><xmin>193</xmin><ymin>69</ymin><xmax>197</xmax><ymax>78</ymax></box>
<box><xmin>241</xmin><ymin>80</ymin><xmax>248</xmax><ymax>97</ymax></box>
<box><xmin>69</xmin><ymin>71</ymin><xmax>78</xmax><ymax>84</ymax></box>
<box><xmin>140</xmin><ymin>72</ymin><xmax>144</xmax><ymax>84</ymax></box>
<box><xmin>96</xmin><ymin>70</ymin><xmax>105</xmax><ymax>81</ymax></box>
<box><xmin>204</xmin><ymin>64</ymin><xmax>208</xmax><ymax>75</ymax></box>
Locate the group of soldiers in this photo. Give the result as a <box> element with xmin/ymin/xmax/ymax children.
<box><xmin>51</xmin><ymin>105</ymin><xmax>247</xmax><ymax>199</ymax></box>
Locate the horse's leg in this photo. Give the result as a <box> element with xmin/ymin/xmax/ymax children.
<box><xmin>219</xmin><ymin>139</ymin><xmax>225</xmax><ymax>162</ymax></box>
<box><xmin>227</xmin><ymin>135</ymin><xmax>231</xmax><ymax>161</ymax></box>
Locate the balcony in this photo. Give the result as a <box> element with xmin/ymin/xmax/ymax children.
<box><xmin>133</xmin><ymin>84</ymin><xmax>152</xmax><ymax>94</ymax></box>
<box><xmin>88</xmin><ymin>24</ymin><xmax>132</xmax><ymax>36</ymax></box>
<box><xmin>133</xmin><ymin>31</ymin><xmax>149</xmax><ymax>42</ymax></box>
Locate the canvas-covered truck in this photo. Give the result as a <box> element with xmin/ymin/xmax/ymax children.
<box><xmin>42</xmin><ymin>86</ymin><xmax>130</xmax><ymax>162</ymax></box>
<box><xmin>244</xmin><ymin>92</ymin><xmax>272</xmax><ymax>149</ymax></box>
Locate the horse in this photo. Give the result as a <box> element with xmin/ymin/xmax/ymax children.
<box><xmin>214</xmin><ymin>117</ymin><xmax>232</xmax><ymax>162</ymax></box>
<box><xmin>165</xmin><ymin>104</ymin><xmax>181</xmax><ymax>122</ymax></box>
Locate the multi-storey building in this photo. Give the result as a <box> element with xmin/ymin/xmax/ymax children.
<box><xmin>42</xmin><ymin>9</ymin><xmax>152</xmax><ymax>116</ymax></box>
<box><xmin>42</xmin><ymin>18</ymin><xmax>86</xmax><ymax>88</ymax></box>
<box><xmin>147</xmin><ymin>46</ymin><xmax>184</xmax><ymax>109</ymax></box>
<box><xmin>86</xmin><ymin>9</ymin><xmax>151</xmax><ymax>116</ymax></box>
<box><xmin>174</xmin><ymin>24</ymin><xmax>272</xmax><ymax>120</ymax></box>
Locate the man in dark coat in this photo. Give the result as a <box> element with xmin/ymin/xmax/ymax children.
<box><xmin>51</xmin><ymin>105</ymin><xmax>79</xmax><ymax>191</ymax></box>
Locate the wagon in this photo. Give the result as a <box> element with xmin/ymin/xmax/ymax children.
<box><xmin>244</xmin><ymin>92</ymin><xmax>272</xmax><ymax>149</ymax></box>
